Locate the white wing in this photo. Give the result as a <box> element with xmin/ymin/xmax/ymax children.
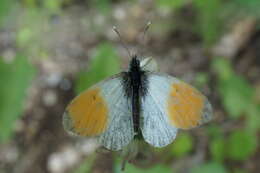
<box><xmin>98</xmin><ymin>76</ymin><xmax>134</xmax><ymax>150</ymax></box>
<box><xmin>140</xmin><ymin>73</ymin><xmax>178</xmax><ymax>147</ymax></box>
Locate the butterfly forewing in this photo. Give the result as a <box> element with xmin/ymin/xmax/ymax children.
<box><xmin>63</xmin><ymin>73</ymin><xmax>135</xmax><ymax>151</ymax></box>
<box><xmin>140</xmin><ymin>72</ymin><xmax>213</xmax><ymax>147</ymax></box>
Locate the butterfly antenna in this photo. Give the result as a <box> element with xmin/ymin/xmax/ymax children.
<box><xmin>113</xmin><ymin>26</ymin><xmax>132</xmax><ymax>58</ymax></box>
<box><xmin>139</xmin><ymin>21</ymin><xmax>151</xmax><ymax>57</ymax></box>
<box><xmin>141</xmin><ymin>21</ymin><xmax>151</xmax><ymax>43</ymax></box>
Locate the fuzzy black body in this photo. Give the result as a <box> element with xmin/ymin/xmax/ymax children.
<box><xmin>122</xmin><ymin>56</ymin><xmax>148</xmax><ymax>134</ymax></box>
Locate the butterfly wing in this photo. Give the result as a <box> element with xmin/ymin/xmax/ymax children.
<box><xmin>140</xmin><ymin>72</ymin><xmax>213</xmax><ymax>147</ymax></box>
<box><xmin>63</xmin><ymin>73</ymin><xmax>134</xmax><ymax>151</ymax></box>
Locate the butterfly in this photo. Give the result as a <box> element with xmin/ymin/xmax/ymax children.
<box><xmin>62</xmin><ymin>56</ymin><xmax>213</xmax><ymax>151</ymax></box>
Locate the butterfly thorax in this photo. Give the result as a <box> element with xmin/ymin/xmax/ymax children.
<box><xmin>129</xmin><ymin>56</ymin><xmax>142</xmax><ymax>87</ymax></box>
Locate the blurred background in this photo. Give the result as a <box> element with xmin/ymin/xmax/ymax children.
<box><xmin>0</xmin><ymin>0</ymin><xmax>260</xmax><ymax>173</ymax></box>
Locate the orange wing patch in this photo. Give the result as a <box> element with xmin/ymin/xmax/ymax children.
<box><xmin>167</xmin><ymin>82</ymin><xmax>205</xmax><ymax>129</ymax></box>
<box><xmin>66</xmin><ymin>88</ymin><xmax>108</xmax><ymax>136</ymax></box>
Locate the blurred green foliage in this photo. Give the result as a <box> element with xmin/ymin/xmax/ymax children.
<box><xmin>17</xmin><ymin>27</ymin><xmax>34</xmax><ymax>47</ymax></box>
<box><xmin>194</xmin><ymin>0</ymin><xmax>222</xmax><ymax>46</ymax></box>
<box><xmin>0</xmin><ymin>0</ymin><xmax>13</xmax><ymax>25</ymax></box>
<box><xmin>207</xmin><ymin>125</ymin><xmax>223</xmax><ymax>138</ymax></box>
<box><xmin>210</xmin><ymin>136</ymin><xmax>225</xmax><ymax>162</ymax></box>
<box><xmin>76</xmin><ymin>43</ymin><xmax>120</xmax><ymax>93</ymax></box>
<box><xmin>23</xmin><ymin>0</ymin><xmax>37</xmax><ymax>7</ymax></box>
<box><xmin>210</xmin><ymin>57</ymin><xmax>259</xmax><ymax>163</ymax></box>
<box><xmin>209</xmin><ymin>129</ymin><xmax>258</xmax><ymax>162</ymax></box>
<box><xmin>233</xmin><ymin>168</ymin><xmax>247</xmax><ymax>173</ymax></box>
<box><xmin>74</xmin><ymin>155</ymin><xmax>96</xmax><ymax>173</ymax></box>
<box><xmin>170</xmin><ymin>133</ymin><xmax>193</xmax><ymax>158</ymax></box>
<box><xmin>212</xmin><ymin>57</ymin><xmax>260</xmax><ymax>131</ymax></box>
<box><xmin>195</xmin><ymin>72</ymin><xmax>209</xmax><ymax>88</ymax></box>
<box><xmin>91</xmin><ymin>0</ymin><xmax>112</xmax><ymax>14</ymax></box>
<box><xmin>192</xmin><ymin>162</ymin><xmax>228</xmax><ymax>173</ymax></box>
<box><xmin>227</xmin><ymin>130</ymin><xmax>257</xmax><ymax>161</ymax></box>
<box><xmin>115</xmin><ymin>162</ymin><xmax>172</xmax><ymax>173</ymax></box>
<box><xmin>230</xmin><ymin>0</ymin><xmax>260</xmax><ymax>16</ymax></box>
<box><xmin>43</xmin><ymin>0</ymin><xmax>62</xmax><ymax>14</ymax></box>
<box><xmin>156</xmin><ymin>0</ymin><xmax>188</xmax><ymax>11</ymax></box>
<box><xmin>0</xmin><ymin>56</ymin><xmax>36</xmax><ymax>142</ymax></box>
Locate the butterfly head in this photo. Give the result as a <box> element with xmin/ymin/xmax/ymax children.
<box><xmin>129</xmin><ymin>55</ymin><xmax>141</xmax><ymax>72</ymax></box>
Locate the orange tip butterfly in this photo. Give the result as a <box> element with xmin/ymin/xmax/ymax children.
<box><xmin>63</xmin><ymin>56</ymin><xmax>213</xmax><ymax>151</ymax></box>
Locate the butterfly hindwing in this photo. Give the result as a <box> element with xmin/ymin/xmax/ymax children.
<box><xmin>140</xmin><ymin>90</ymin><xmax>178</xmax><ymax>147</ymax></box>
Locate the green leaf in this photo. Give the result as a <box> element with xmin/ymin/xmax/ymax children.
<box><xmin>0</xmin><ymin>56</ymin><xmax>36</xmax><ymax>142</ymax></box>
<box><xmin>210</xmin><ymin>137</ymin><xmax>226</xmax><ymax>162</ymax></box>
<box><xmin>76</xmin><ymin>43</ymin><xmax>120</xmax><ymax>94</ymax></box>
<box><xmin>192</xmin><ymin>162</ymin><xmax>228</xmax><ymax>173</ymax></box>
<box><xmin>219</xmin><ymin>75</ymin><xmax>254</xmax><ymax>118</ymax></box>
<box><xmin>171</xmin><ymin>133</ymin><xmax>193</xmax><ymax>157</ymax></box>
<box><xmin>212</xmin><ymin>57</ymin><xmax>254</xmax><ymax>118</ymax></box>
<box><xmin>227</xmin><ymin>130</ymin><xmax>258</xmax><ymax>161</ymax></box>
